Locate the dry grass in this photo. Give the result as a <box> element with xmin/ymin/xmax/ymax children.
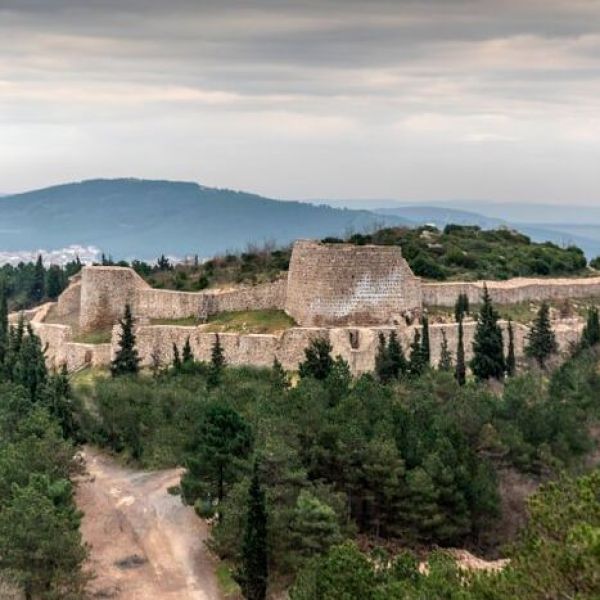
<box><xmin>203</xmin><ymin>310</ymin><xmax>296</xmax><ymax>334</ymax></box>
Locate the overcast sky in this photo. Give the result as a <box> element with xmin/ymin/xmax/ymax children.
<box><xmin>1</xmin><ymin>0</ymin><xmax>600</xmax><ymax>203</ymax></box>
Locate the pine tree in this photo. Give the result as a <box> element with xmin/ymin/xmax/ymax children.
<box><xmin>110</xmin><ymin>304</ymin><xmax>140</xmax><ymax>377</ymax></box>
<box><xmin>581</xmin><ymin>305</ymin><xmax>600</xmax><ymax>349</ymax></box>
<box><xmin>454</xmin><ymin>293</ymin><xmax>469</xmax><ymax>323</ymax></box>
<box><xmin>470</xmin><ymin>285</ymin><xmax>505</xmax><ymax>381</ymax></box>
<box><xmin>0</xmin><ymin>280</ymin><xmax>8</xmax><ymax>368</ymax></box>
<box><xmin>238</xmin><ymin>461</ymin><xmax>268</xmax><ymax>600</ymax></box>
<box><xmin>438</xmin><ymin>330</ymin><xmax>453</xmax><ymax>371</ymax></box>
<box><xmin>525</xmin><ymin>302</ymin><xmax>558</xmax><ymax>368</ymax></box>
<box><xmin>182</xmin><ymin>336</ymin><xmax>194</xmax><ymax>366</ymax></box>
<box><xmin>298</xmin><ymin>338</ymin><xmax>334</xmax><ymax>381</ymax></box>
<box><xmin>420</xmin><ymin>315</ymin><xmax>430</xmax><ymax>366</ymax></box>
<box><xmin>208</xmin><ymin>334</ymin><xmax>226</xmax><ymax>386</ymax></box>
<box><xmin>455</xmin><ymin>317</ymin><xmax>466</xmax><ymax>386</ymax></box>
<box><xmin>408</xmin><ymin>330</ymin><xmax>425</xmax><ymax>377</ymax></box>
<box><xmin>506</xmin><ymin>319</ymin><xmax>516</xmax><ymax>377</ymax></box>
<box><xmin>46</xmin><ymin>265</ymin><xmax>64</xmax><ymax>300</ymax></box>
<box><xmin>30</xmin><ymin>254</ymin><xmax>46</xmax><ymax>304</ymax></box>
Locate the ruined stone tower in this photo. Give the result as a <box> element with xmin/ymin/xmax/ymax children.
<box><xmin>284</xmin><ymin>240</ymin><xmax>422</xmax><ymax>326</ymax></box>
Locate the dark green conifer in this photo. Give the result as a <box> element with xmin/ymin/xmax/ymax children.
<box><xmin>408</xmin><ymin>330</ymin><xmax>426</xmax><ymax>377</ymax></box>
<box><xmin>110</xmin><ymin>304</ymin><xmax>140</xmax><ymax>377</ymax></box>
<box><xmin>299</xmin><ymin>338</ymin><xmax>334</xmax><ymax>381</ymax></box>
<box><xmin>46</xmin><ymin>265</ymin><xmax>63</xmax><ymax>300</ymax></box>
<box><xmin>454</xmin><ymin>292</ymin><xmax>469</xmax><ymax>323</ymax></box>
<box><xmin>581</xmin><ymin>305</ymin><xmax>600</xmax><ymax>349</ymax></box>
<box><xmin>470</xmin><ymin>286</ymin><xmax>505</xmax><ymax>381</ymax></box>
<box><xmin>172</xmin><ymin>343</ymin><xmax>182</xmax><ymax>372</ymax></box>
<box><xmin>208</xmin><ymin>334</ymin><xmax>226</xmax><ymax>386</ymax></box>
<box><xmin>420</xmin><ymin>315</ymin><xmax>430</xmax><ymax>366</ymax></box>
<box><xmin>12</xmin><ymin>324</ymin><xmax>47</xmax><ymax>401</ymax></box>
<box><xmin>525</xmin><ymin>302</ymin><xmax>558</xmax><ymax>368</ymax></box>
<box><xmin>388</xmin><ymin>330</ymin><xmax>407</xmax><ymax>378</ymax></box>
<box><xmin>271</xmin><ymin>358</ymin><xmax>288</xmax><ymax>389</ymax></box>
<box><xmin>182</xmin><ymin>336</ymin><xmax>194</xmax><ymax>366</ymax></box>
<box><xmin>438</xmin><ymin>330</ymin><xmax>453</xmax><ymax>371</ymax></box>
<box><xmin>238</xmin><ymin>461</ymin><xmax>268</xmax><ymax>600</ymax></box>
<box><xmin>455</xmin><ymin>317</ymin><xmax>466</xmax><ymax>386</ymax></box>
<box><xmin>0</xmin><ymin>280</ymin><xmax>8</xmax><ymax>368</ymax></box>
<box><xmin>30</xmin><ymin>254</ymin><xmax>46</xmax><ymax>304</ymax></box>
<box><xmin>506</xmin><ymin>319</ymin><xmax>516</xmax><ymax>377</ymax></box>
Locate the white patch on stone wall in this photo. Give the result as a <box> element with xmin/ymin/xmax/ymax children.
<box><xmin>309</xmin><ymin>268</ymin><xmax>406</xmax><ymax>319</ymax></box>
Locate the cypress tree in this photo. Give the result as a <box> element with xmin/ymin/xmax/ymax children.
<box><xmin>420</xmin><ymin>315</ymin><xmax>430</xmax><ymax>366</ymax></box>
<box><xmin>12</xmin><ymin>324</ymin><xmax>47</xmax><ymax>401</ymax></box>
<box><xmin>454</xmin><ymin>292</ymin><xmax>469</xmax><ymax>323</ymax></box>
<box><xmin>408</xmin><ymin>330</ymin><xmax>425</xmax><ymax>377</ymax></box>
<box><xmin>182</xmin><ymin>336</ymin><xmax>194</xmax><ymax>366</ymax></box>
<box><xmin>438</xmin><ymin>330</ymin><xmax>453</xmax><ymax>371</ymax></box>
<box><xmin>455</xmin><ymin>317</ymin><xmax>466</xmax><ymax>386</ymax></box>
<box><xmin>525</xmin><ymin>302</ymin><xmax>558</xmax><ymax>368</ymax></box>
<box><xmin>208</xmin><ymin>334</ymin><xmax>226</xmax><ymax>386</ymax></box>
<box><xmin>470</xmin><ymin>285</ymin><xmax>505</xmax><ymax>381</ymax></box>
<box><xmin>374</xmin><ymin>332</ymin><xmax>392</xmax><ymax>383</ymax></box>
<box><xmin>0</xmin><ymin>280</ymin><xmax>8</xmax><ymax>368</ymax></box>
<box><xmin>110</xmin><ymin>303</ymin><xmax>140</xmax><ymax>377</ymax></box>
<box><xmin>46</xmin><ymin>265</ymin><xmax>63</xmax><ymax>300</ymax></box>
<box><xmin>172</xmin><ymin>343</ymin><xmax>182</xmax><ymax>372</ymax></box>
<box><xmin>506</xmin><ymin>319</ymin><xmax>516</xmax><ymax>377</ymax></box>
<box><xmin>239</xmin><ymin>461</ymin><xmax>268</xmax><ymax>600</ymax></box>
<box><xmin>30</xmin><ymin>254</ymin><xmax>46</xmax><ymax>304</ymax></box>
<box><xmin>388</xmin><ymin>330</ymin><xmax>407</xmax><ymax>378</ymax></box>
<box><xmin>581</xmin><ymin>306</ymin><xmax>600</xmax><ymax>349</ymax></box>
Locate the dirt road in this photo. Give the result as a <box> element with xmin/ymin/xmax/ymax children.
<box><xmin>75</xmin><ymin>447</ymin><xmax>223</xmax><ymax>600</ymax></box>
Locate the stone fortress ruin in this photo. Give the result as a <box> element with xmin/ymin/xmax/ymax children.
<box><xmin>14</xmin><ymin>239</ymin><xmax>600</xmax><ymax>375</ymax></box>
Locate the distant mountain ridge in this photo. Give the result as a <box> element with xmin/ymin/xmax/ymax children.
<box><xmin>0</xmin><ymin>179</ymin><xmax>407</xmax><ymax>260</ymax></box>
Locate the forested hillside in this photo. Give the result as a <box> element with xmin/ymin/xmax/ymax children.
<box><xmin>1</xmin><ymin>282</ymin><xmax>599</xmax><ymax>598</ymax></box>
<box><xmin>76</xmin><ymin>296</ymin><xmax>600</xmax><ymax>599</ymax></box>
<box><xmin>130</xmin><ymin>223</ymin><xmax>591</xmax><ymax>292</ymax></box>
<box><xmin>0</xmin><ymin>179</ymin><xmax>403</xmax><ymax>259</ymax></box>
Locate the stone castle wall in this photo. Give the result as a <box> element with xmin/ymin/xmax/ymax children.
<box><xmin>423</xmin><ymin>277</ymin><xmax>600</xmax><ymax>307</ymax></box>
<box><xmin>135</xmin><ymin>279</ymin><xmax>286</xmax><ymax>321</ymax></box>
<box><xmin>285</xmin><ymin>240</ymin><xmax>422</xmax><ymax>326</ymax></box>
<box><xmin>22</xmin><ymin>239</ymin><xmax>599</xmax><ymax>375</ymax></box>
<box><xmin>78</xmin><ymin>266</ymin><xmax>286</xmax><ymax>331</ymax></box>
<box><xmin>79</xmin><ymin>267</ymin><xmax>148</xmax><ymax>332</ymax></box>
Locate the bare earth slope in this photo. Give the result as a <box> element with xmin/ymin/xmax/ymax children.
<box><xmin>76</xmin><ymin>447</ymin><xmax>222</xmax><ymax>600</ymax></box>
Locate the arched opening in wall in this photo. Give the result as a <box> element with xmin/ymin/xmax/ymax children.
<box><xmin>84</xmin><ymin>350</ymin><xmax>93</xmax><ymax>365</ymax></box>
<box><xmin>349</xmin><ymin>330</ymin><xmax>360</xmax><ymax>349</ymax></box>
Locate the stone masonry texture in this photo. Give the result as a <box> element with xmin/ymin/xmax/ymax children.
<box><xmin>14</xmin><ymin>239</ymin><xmax>600</xmax><ymax>374</ymax></box>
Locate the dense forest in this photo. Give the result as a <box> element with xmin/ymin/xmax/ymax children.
<box><xmin>0</xmin><ymin>262</ymin><xmax>599</xmax><ymax>598</ymax></box>
<box><xmin>70</xmin><ymin>293</ymin><xmax>599</xmax><ymax>598</ymax></box>
<box><xmin>1</xmin><ymin>256</ymin><xmax>81</xmax><ymax>311</ymax></box>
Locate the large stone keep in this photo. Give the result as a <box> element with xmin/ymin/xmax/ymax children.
<box><xmin>285</xmin><ymin>240</ymin><xmax>422</xmax><ymax>326</ymax></box>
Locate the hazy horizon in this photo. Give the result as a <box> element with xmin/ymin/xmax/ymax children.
<box><xmin>2</xmin><ymin>1</ymin><xmax>600</xmax><ymax>205</ymax></box>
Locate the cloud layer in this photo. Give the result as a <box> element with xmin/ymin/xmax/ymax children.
<box><xmin>1</xmin><ymin>0</ymin><xmax>599</xmax><ymax>202</ymax></box>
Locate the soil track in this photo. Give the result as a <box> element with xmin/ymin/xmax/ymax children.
<box><xmin>75</xmin><ymin>447</ymin><xmax>222</xmax><ymax>600</ymax></box>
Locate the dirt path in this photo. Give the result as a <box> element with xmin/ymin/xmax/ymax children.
<box><xmin>75</xmin><ymin>447</ymin><xmax>222</xmax><ymax>600</ymax></box>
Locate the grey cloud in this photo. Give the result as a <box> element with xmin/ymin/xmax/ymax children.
<box><xmin>1</xmin><ymin>0</ymin><xmax>599</xmax><ymax>202</ymax></box>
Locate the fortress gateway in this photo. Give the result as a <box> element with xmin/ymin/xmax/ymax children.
<box><xmin>15</xmin><ymin>239</ymin><xmax>600</xmax><ymax>374</ymax></box>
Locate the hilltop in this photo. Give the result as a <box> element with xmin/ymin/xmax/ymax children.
<box><xmin>0</xmin><ymin>178</ymin><xmax>405</xmax><ymax>260</ymax></box>
<box><xmin>140</xmin><ymin>223</ymin><xmax>590</xmax><ymax>292</ymax></box>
